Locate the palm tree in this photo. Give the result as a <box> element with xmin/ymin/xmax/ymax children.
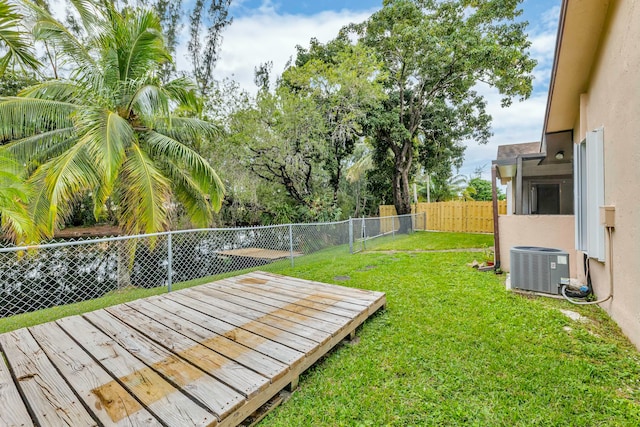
<box><xmin>0</xmin><ymin>0</ymin><xmax>41</xmax><ymax>76</ymax></box>
<box><xmin>0</xmin><ymin>1</ymin><xmax>224</xmax><ymax>238</ymax></box>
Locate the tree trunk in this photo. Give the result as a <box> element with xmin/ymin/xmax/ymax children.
<box><xmin>392</xmin><ymin>140</ymin><xmax>413</xmax><ymax>234</ymax></box>
<box><xmin>392</xmin><ymin>140</ymin><xmax>413</xmax><ymax>215</ymax></box>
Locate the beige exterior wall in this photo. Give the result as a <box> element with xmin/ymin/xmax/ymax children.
<box><xmin>498</xmin><ymin>215</ymin><xmax>577</xmax><ymax>277</ymax></box>
<box><xmin>571</xmin><ymin>0</ymin><xmax>640</xmax><ymax>349</ymax></box>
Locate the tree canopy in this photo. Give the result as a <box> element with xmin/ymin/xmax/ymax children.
<box><xmin>357</xmin><ymin>0</ymin><xmax>535</xmax><ymax>214</ymax></box>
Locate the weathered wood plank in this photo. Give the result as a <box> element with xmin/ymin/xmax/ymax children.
<box><xmin>136</xmin><ymin>297</ymin><xmax>306</xmax><ymax>368</ymax></box>
<box><xmin>114</xmin><ymin>298</ymin><xmax>289</xmax><ymax>382</ymax></box>
<box><xmin>102</xmin><ymin>303</ymin><xmax>269</xmax><ymax>399</ymax></box>
<box><xmin>84</xmin><ymin>309</ymin><xmax>245</xmax><ymax>419</ymax></box>
<box><xmin>28</xmin><ymin>322</ymin><xmax>159</xmax><ymax>427</ymax></box>
<box><xmin>56</xmin><ymin>315</ymin><xmax>216</xmax><ymax>427</ymax></box>
<box><xmin>252</xmin><ymin>271</ymin><xmax>384</xmax><ymax>303</ymax></box>
<box><xmin>241</xmin><ymin>272</ymin><xmax>373</xmax><ymax>309</ymax></box>
<box><xmin>202</xmin><ymin>282</ymin><xmax>352</xmax><ymax>326</ymax></box>
<box><xmin>217</xmin><ymin>279</ymin><xmax>361</xmax><ymax>318</ymax></box>
<box><xmin>249</xmin><ymin>272</ymin><xmax>387</xmax><ymax>315</ymax></box>
<box><xmin>0</xmin><ymin>328</ymin><xmax>97</xmax><ymax>427</ymax></box>
<box><xmin>169</xmin><ymin>291</ymin><xmax>331</xmax><ymax>345</ymax></box>
<box><xmin>182</xmin><ymin>285</ymin><xmax>340</xmax><ymax>334</ymax></box>
<box><xmin>231</xmin><ymin>275</ymin><xmax>369</xmax><ymax>312</ymax></box>
<box><xmin>165</xmin><ymin>292</ymin><xmax>320</xmax><ymax>353</ymax></box>
<box><xmin>0</xmin><ymin>348</ymin><xmax>32</xmax><ymax>427</ymax></box>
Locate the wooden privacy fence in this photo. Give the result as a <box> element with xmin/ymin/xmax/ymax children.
<box><xmin>379</xmin><ymin>201</ymin><xmax>507</xmax><ymax>233</ymax></box>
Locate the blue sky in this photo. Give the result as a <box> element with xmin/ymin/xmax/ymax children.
<box><xmin>199</xmin><ymin>0</ymin><xmax>562</xmax><ymax>180</ymax></box>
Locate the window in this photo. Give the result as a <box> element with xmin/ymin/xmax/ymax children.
<box><xmin>574</xmin><ymin>128</ymin><xmax>605</xmax><ymax>261</ymax></box>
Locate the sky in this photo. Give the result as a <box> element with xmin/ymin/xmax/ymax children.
<box><xmin>181</xmin><ymin>0</ymin><xmax>562</xmax><ymax>181</ymax></box>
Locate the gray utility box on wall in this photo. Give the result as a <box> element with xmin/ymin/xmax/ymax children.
<box><xmin>510</xmin><ymin>246</ymin><xmax>570</xmax><ymax>295</ymax></box>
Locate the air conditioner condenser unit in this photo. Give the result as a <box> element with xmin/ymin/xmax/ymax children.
<box><xmin>510</xmin><ymin>246</ymin><xmax>570</xmax><ymax>295</ymax></box>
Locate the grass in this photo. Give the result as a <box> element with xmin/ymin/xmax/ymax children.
<box><xmin>261</xmin><ymin>236</ymin><xmax>640</xmax><ymax>426</ymax></box>
<box><xmin>1</xmin><ymin>232</ymin><xmax>639</xmax><ymax>425</ymax></box>
<box><xmin>366</xmin><ymin>230</ymin><xmax>494</xmax><ymax>251</ymax></box>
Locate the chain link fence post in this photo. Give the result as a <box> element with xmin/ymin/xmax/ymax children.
<box><xmin>167</xmin><ymin>232</ymin><xmax>173</xmax><ymax>292</ymax></box>
<box><xmin>289</xmin><ymin>224</ymin><xmax>294</xmax><ymax>268</ymax></box>
<box><xmin>349</xmin><ymin>217</ymin><xmax>353</xmax><ymax>254</ymax></box>
<box><xmin>362</xmin><ymin>215</ymin><xmax>367</xmax><ymax>251</ymax></box>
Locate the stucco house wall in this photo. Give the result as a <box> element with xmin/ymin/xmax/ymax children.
<box><xmin>498</xmin><ymin>215</ymin><xmax>577</xmax><ymax>277</ymax></box>
<box><xmin>571</xmin><ymin>0</ymin><xmax>640</xmax><ymax>348</ymax></box>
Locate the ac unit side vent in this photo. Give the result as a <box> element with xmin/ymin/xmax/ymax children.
<box><xmin>510</xmin><ymin>246</ymin><xmax>569</xmax><ymax>295</ymax></box>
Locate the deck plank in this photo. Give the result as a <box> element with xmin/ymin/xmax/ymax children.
<box><xmin>115</xmin><ymin>298</ymin><xmax>289</xmax><ymax>382</ymax></box>
<box><xmin>182</xmin><ymin>285</ymin><xmax>341</xmax><ymax>334</ymax></box>
<box><xmin>215</xmin><ymin>279</ymin><xmax>362</xmax><ymax>318</ymax></box>
<box><xmin>137</xmin><ymin>297</ymin><xmax>306</xmax><ymax>368</ymax></box>
<box><xmin>235</xmin><ymin>273</ymin><xmax>372</xmax><ymax>310</ymax></box>
<box><xmin>252</xmin><ymin>271</ymin><xmax>384</xmax><ymax>302</ymax></box>
<box><xmin>201</xmin><ymin>282</ymin><xmax>352</xmax><ymax>326</ymax></box>
<box><xmin>84</xmin><ymin>309</ymin><xmax>246</xmax><ymax>419</ymax></box>
<box><xmin>168</xmin><ymin>291</ymin><xmax>331</xmax><ymax>345</ymax></box>
<box><xmin>0</xmin><ymin>347</ymin><xmax>33</xmax><ymax>427</ymax></box>
<box><xmin>28</xmin><ymin>322</ymin><xmax>160</xmax><ymax>427</ymax></box>
<box><xmin>102</xmin><ymin>303</ymin><xmax>269</xmax><ymax>399</ymax></box>
<box><xmin>165</xmin><ymin>292</ymin><xmax>320</xmax><ymax>353</ymax></box>
<box><xmin>250</xmin><ymin>272</ymin><xmax>387</xmax><ymax>315</ymax></box>
<box><xmin>0</xmin><ymin>328</ymin><xmax>97</xmax><ymax>427</ymax></box>
<box><xmin>56</xmin><ymin>315</ymin><xmax>217</xmax><ymax>427</ymax></box>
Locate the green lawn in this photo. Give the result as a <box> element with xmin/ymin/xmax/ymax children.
<box><xmin>1</xmin><ymin>232</ymin><xmax>639</xmax><ymax>425</ymax></box>
<box><xmin>262</xmin><ymin>238</ymin><xmax>640</xmax><ymax>425</ymax></box>
<box><xmin>367</xmin><ymin>230</ymin><xmax>494</xmax><ymax>251</ymax></box>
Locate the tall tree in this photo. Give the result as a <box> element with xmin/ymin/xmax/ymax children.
<box><xmin>237</xmin><ymin>85</ymin><xmax>326</xmax><ymax>210</ymax></box>
<box><xmin>283</xmin><ymin>36</ymin><xmax>386</xmax><ymax>207</ymax></box>
<box><xmin>188</xmin><ymin>0</ymin><xmax>232</xmax><ymax>97</ymax></box>
<box><xmin>0</xmin><ymin>1</ymin><xmax>224</xmax><ymax>238</ymax></box>
<box><xmin>359</xmin><ymin>0</ymin><xmax>535</xmax><ymax>215</ymax></box>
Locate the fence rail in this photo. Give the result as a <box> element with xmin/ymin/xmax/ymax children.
<box><xmin>380</xmin><ymin>201</ymin><xmax>505</xmax><ymax>233</ymax></box>
<box><xmin>0</xmin><ymin>213</ymin><xmax>424</xmax><ymax>318</ymax></box>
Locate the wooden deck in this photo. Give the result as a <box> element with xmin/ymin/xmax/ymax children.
<box><xmin>0</xmin><ymin>271</ymin><xmax>386</xmax><ymax>427</ymax></box>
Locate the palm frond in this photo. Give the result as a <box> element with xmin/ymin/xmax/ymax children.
<box><xmin>158</xmin><ymin>157</ymin><xmax>213</xmax><ymax>227</ymax></box>
<box><xmin>30</xmin><ymin>7</ymin><xmax>96</xmax><ymax>71</ymax></box>
<box><xmin>144</xmin><ymin>131</ymin><xmax>225</xmax><ymax>210</ymax></box>
<box><xmin>4</xmin><ymin>127</ymin><xmax>76</xmax><ymax>165</ymax></box>
<box><xmin>152</xmin><ymin>116</ymin><xmax>222</xmax><ymax>142</ymax></box>
<box><xmin>75</xmin><ymin>108</ymin><xmax>131</xmax><ymax>217</ymax></box>
<box><xmin>18</xmin><ymin>80</ymin><xmax>85</xmax><ymax>103</ymax></box>
<box><xmin>28</xmin><ymin>166</ymin><xmax>55</xmax><ymax>238</ymax></box>
<box><xmin>0</xmin><ymin>0</ymin><xmax>41</xmax><ymax>75</ymax></box>
<box><xmin>43</xmin><ymin>141</ymin><xmax>98</xmax><ymax>230</ymax></box>
<box><xmin>0</xmin><ymin>97</ymin><xmax>76</xmax><ymax>140</ymax></box>
<box><xmin>0</xmin><ymin>149</ymin><xmax>37</xmax><ymax>242</ymax></box>
<box><xmin>115</xmin><ymin>9</ymin><xmax>170</xmax><ymax>82</ymax></box>
<box><xmin>162</xmin><ymin>77</ymin><xmax>200</xmax><ymax>112</ymax></box>
<box><xmin>119</xmin><ymin>143</ymin><xmax>171</xmax><ymax>234</ymax></box>
<box><xmin>68</xmin><ymin>0</ymin><xmax>107</xmax><ymax>34</ymax></box>
<box><xmin>128</xmin><ymin>84</ymin><xmax>170</xmax><ymax>121</ymax></box>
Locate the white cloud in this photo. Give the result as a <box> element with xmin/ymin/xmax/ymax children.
<box><xmin>175</xmin><ymin>8</ymin><xmax>376</xmax><ymax>93</ymax></box>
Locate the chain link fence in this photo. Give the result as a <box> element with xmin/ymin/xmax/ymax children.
<box><xmin>0</xmin><ymin>213</ymin><xmax>425</xmax><ymax>318</ymax></box>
